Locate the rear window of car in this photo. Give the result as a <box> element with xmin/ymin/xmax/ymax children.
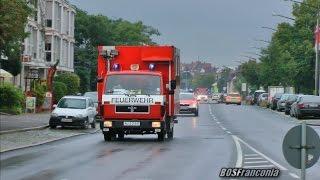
<box><xmin>274</xmin><ymin>93</ymin><xmax>283</xmax><ymax>98</ymax></box>
<box><xmin>280</xmin><ymin>94</ymin><xmax>289</xmax><ymax>100</ymax></box>
<box><xmin>288</xmin><ymin>95</ymin><xmax>297</xmax><ymax>101</ymax></box>
<box><xmin>302</xmin><ymin>96</ymin><xmax>320</xmax><ymax>102</ymax></box>
<box><xmin>262</xmin><ymin>94</ymin><xmax>268</xmax><ymax>97</ymax></box>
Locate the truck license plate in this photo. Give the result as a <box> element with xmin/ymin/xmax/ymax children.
<box><xmin>123</xmin><ymin>121</ymin><xmax>140</xmax><ymax>126</ymax></box>
<box><xmin>61</xmin><ymin>118</ymin><xmax>72</xmax><ymax>122</ymax></box>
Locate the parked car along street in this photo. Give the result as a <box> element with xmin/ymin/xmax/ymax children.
<box><xmin>270</xmin><ymin>93</ymin><xmax>283</xmax><ymax>110</ymax></box>
<box><xmin>258</xmin><ymin>93</ymin><xmax>268</xmax><ymax>107</ymax></box>
<box><xmin>253</xmin><ymin>90</ymin><xmax>266</xmax><ymax>104</ymax></box>
<box><xmin>49</xmin><ymin>96</ymin><xmax>97</xmax><ymax>129</ymax></box>
<box><xmin>290</xmin><ymin>95</ymin><xmax>320</xmax><ymax>119</ymax></box>
<box><xmin>284</xmin><ymin>94</ymin><xmax>298</xmax><ymax>115</ymax></box>
<box><xmin>276</xmin><ymin>94</ymin><xmax>290</xmax><ymax>112</ymax></box>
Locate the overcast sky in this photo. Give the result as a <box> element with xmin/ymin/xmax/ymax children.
<box><xmin>69</xmin><ymin>0</ymin><xmax>293</xmax><ymax>67</ymax></box>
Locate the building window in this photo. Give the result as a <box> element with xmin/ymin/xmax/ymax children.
<box><xmin>46</xmin><ymin>52</ymin><xmax>51</xmax><ymax>62</ymax></box>
<box><xmin>45</xmin><ymin>43</ymin><xmax>51</xmax><ymax>51</ymax></box>
<box><xmin>46</xmin><ymin>19</ymin><xmax>52</xmax><ymax>27</ymax></box>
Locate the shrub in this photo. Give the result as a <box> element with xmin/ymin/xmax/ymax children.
<box><xmin>54</xmin><ymin>72</ymin><xmax>80</xmax><ymax>95</ymax></box>
<box><xmin>0</xmin><ymin>83</ymin><xmax>24</xmax><ymax>114</ymax></box>
<box><xmin>53</xmin><ymin>81</ymin><xmax>67</xmax><ymax>103</ymax></box>
<box><xmin>30</xmin><ymin>81</ymin><xmax>47</xmax><ymax>107</ymax></box>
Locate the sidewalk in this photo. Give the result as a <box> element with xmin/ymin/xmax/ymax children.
<box><xmin>0</xmin><ymin>112</ymin><xmax>50</xmax><ymax>133</ymax></box>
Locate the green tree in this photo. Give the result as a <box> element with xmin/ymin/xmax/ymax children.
<box><xmin>191</xmin><ymin>73</ymin><xmax>216</xmax><ymax>89</ymax></box>
<box><xmin>54</xmin><ymin>73</ymin><xmax>80</xmax><ymax>95</ymax></box>
<box><xmin>73</xmin><ymin>8</ymin><xmax>160</xmax><ymax>92</ymax></box>
<box><xmin>217</xmin><ymin>67</ymin><xmax>232</xmax><ymax>92</ymax></box>
<box><xmin>0</xmin><ymin>0</ymin><xmax>31</xmax><ymax>55</ymax></box>
<box><xmin>53</xmin><ymin>82</ymin><xmax>67</xmax><ymax>103</ymax></box>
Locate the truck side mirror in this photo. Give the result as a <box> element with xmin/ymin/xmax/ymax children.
<box><xmin>170</xmin><ymin>80</ymin><xmax>177</xmax><ymax>90</ymax></box>
<box><xmin>97</xmin><ymin>77</ymin><xmax>104</xmax><ymax>83</ymax></box>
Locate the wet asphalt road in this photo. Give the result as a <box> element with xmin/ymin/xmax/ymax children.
<box><xmin>1</xmin><ymin>104</ymin><xmax>320</xmax><ymax>180</ymax></box>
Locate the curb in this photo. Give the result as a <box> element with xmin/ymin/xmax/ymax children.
<box><xmin>0</xmin><ymin>125</ymin><xmax>49</xmax><ymax>135</ymax></box>
<box><xmin>0</xmin><ymin>129</ymin><xmax>100</xmax><ymax>153</ymax></box>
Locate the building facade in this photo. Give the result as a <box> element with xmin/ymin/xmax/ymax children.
<box><xmin>17</xmin><ymin>0</ymin><xmax>75</xmax><ymax>91</ymax></box>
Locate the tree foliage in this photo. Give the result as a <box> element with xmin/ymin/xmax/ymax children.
<box><xmin>54</xmin><ymin>73</ymin><xmax>80</xmax><ymax>95</ymax></box>
<box><xmin>191</xmin><ymin>73</ymin><xmax>216</xmax><ymax>89</ymax></box>
<box><xmin>240</xmin><ymin>0</ymin><xmax>319</xmax><ymax>94</ymax></box>
<box><xmin>73</xmin><ymin>8</ymin><xmax>160</xmax><ymax>92</ymax></box>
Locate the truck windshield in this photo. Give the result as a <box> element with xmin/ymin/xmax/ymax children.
<box><xmin>105</xmin><ymin>74</ymin><xmax>161</xmax><ymax>95</ymax></box>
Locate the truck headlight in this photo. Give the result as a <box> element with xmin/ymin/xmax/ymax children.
<box><xmin>191</xmin><ymin>103</ymin><xmax>197</xmax><ymax>108</ymax></box>
<box><xmin>152</xmin><ymin>122</ymin><xmax>161</xmax><ymax>128</ymax></box>
<box><xmin>104</xmin><ymin>121</ymin><xmax>112</xmax><ymax>127</ymax></box>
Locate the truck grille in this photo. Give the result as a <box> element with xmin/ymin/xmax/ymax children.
<box><xmin>116</xmin><ymin>105</ymin><xmax>149</xmax><ymax>113</ymax></box>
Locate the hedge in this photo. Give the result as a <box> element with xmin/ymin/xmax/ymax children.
<box><xmin>0</xmin><ymin>83</ymin><xmax>24</xmax><ymax>114</ymax></box>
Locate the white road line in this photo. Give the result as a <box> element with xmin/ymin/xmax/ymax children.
<box><xmin>289</xmin><ymin>173</ymin><xmax>300</xmax><ymax>179</ymax></box>
<box><xmin>232</xmin><ymin>135</ymin><xmax>243</xmax><ymax>168</ymax></box>
<box><xmin>226</xmin><ymin>131</ymin><xmax>232</xmax><ymax>135</ymax></box>
<box><xmin>234</xmin><ymin>136</ymin><xmax>287</xmax><ymax>170</ymax></box>
<box><xmin>221</xmin><ymin>127</ymin><xmax>227</xmax><ymax>131</ymax></box>
<box><xmin>244</xmin><ymin>157</ymin><xmax>264</xmax><ymax>160</ymax></box>
<box><xmin>243</xmin><ymin>165</ymin><xmax>274</xmax><ymax>168</ymax></box>
<box><xmin>244</xmin><ymin>161</ymin><xmax>269</xmax><ymax>164</ymax></box>
<box><xmin>244</xmin><ymin>154</ymin><xmax>259</xmax><ymax>157</ymax></box>
<box><xmin>216</xmin><ymin>122</ymin><xmax>220</xmax><ymax>124</ymax></box>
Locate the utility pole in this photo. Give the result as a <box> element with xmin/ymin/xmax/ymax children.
<box><xmin>316</xmin><ymin>16</ymin><xmax>319</xmax><ymax>96</ymax></box>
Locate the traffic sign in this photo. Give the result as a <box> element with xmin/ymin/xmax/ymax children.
<box><xmin>282</xmin><ymin>124</ymin><xmax>320</xmax><ymax>169</ymax></box>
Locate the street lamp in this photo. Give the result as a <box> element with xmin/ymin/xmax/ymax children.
<box><xmin>254</xmin><ymin>38</ymin><xmax>271</xmax><ymax>44</ymax></box>
<box><xmin>261</xmin><ymin>26</ymin><xmax>277</xmax><ymax>31</ymax></box>
<box><xmin>272</xmin><ymin>12</ymin><xmax>296</xmax><ymax>21</ymax></box>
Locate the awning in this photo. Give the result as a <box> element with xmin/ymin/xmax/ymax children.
<box><xmin>0</xmin><ymin>69</ymin><xmax>13</xmax><ymax>78</ymax></box>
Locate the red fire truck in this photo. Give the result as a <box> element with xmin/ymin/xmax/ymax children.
<box><xmin>97</xmin><ymin>46</ymin><xmax>180</xmax><ymax>141</ymax></box>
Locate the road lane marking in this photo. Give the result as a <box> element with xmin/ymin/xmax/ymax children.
<box><xmin>244</xmin><ymin>161</ymin><xmax>269</xmax><ymax>164</ymax></box>
<box><xmin>232</xmin><ymin>135</ymin><xmax>243</xmax><ymax>168</ymax></box>
<box><xmin>216</xmin><ymin>122</ymin><xmax>220</xmax><ymax>124</ymax></box>
<box><xmin>244</xmin><ymin>154</ymin><xmax>259</xmax><ymax>157</ymax></box>
<box><xmin>289</xmin><ymin>173</ymin><xmax>300</xmax><ymax>179</ymax></box>
<box><xmin>243</xmin><ymin>165</ymin><xmax>274</xmax><ymax>168</ymax></box>
<box><xmin>234</xmin><ymin>136</ymin><xmax>287</xmax><ymax>170</ymax></box>
<box><xmin>226</xmin><ymin>131</ymin><xmax>232</xmax><ymax>135</ymax></box>
<box><xmin>244</xmin><ymin>157</ymin><xmax>264</xmax><ymax>160</ymax></box>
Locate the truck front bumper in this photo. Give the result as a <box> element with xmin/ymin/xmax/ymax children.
<box><xmin>100</xmin><ymin>120</ymin><xmax>165</xmax><ymax>134</ymax></box>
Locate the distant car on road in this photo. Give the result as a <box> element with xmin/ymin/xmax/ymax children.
<box><xmin>270</xmin><ymin>93</ymin><xmax>283</xmax><ymax>110</ymax></box>
<box><xmin>83</xmin><ymin>91</ymin><xmax>98</xmax><ymax>105</ymax></box>
<box><xmin>211</xmin><ymin>93</ymin><xmax>221</xmax><ymax>102</ymax></box>
<box><xmin>180</xmin><ymin>93</ymin><xmax>199</xmax><ymax>116</ymax></box>
<box><xmin>284</xmin><ymin>94</ymin><xmax>298</xmax><ymax>115</ymax></box>
<box><xmin>225</xmin><ymin>93</ymin><xmax>241</xmax><ymax>105</ymax></box>
<box><xmin>290</xmin><ymin>95</ymin><xmax>320</xmax><ymax>119</ymax></box>
<box><xmin>257</xmin><ymin>93</ymin><xmax>268</xmax><ymax>107</ymax></box>
<box><xmin>49</xmin><ymin>96</ymin><xmax>97</xmax><ymax>129</ymax></box>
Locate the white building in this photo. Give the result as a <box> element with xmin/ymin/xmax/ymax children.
<box><xmin>17</xmin><ymin>0</ymin><xmax>75</xmax><ymax>91</ymax></box>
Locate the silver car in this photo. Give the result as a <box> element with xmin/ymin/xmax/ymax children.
<box><xmin>49</xmin><ymin>96</ymin><xmax>97</xmax><ymax>129</ymax></box>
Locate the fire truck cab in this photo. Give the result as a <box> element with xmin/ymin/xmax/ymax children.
<box><xmin>97</xmin><ymin>46</ymin><xmax>180</xmax><ymax>141</ymax></box>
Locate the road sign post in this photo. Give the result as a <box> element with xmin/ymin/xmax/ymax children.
<box><xmin>301</xmin><ymin>121</ymin><xmax>306</xmax><ymax>180</ymax></box>
<box><xmin>282</xmin><ymin>122</ymin><xmax>320</xmax><ymax>180</ymax></box>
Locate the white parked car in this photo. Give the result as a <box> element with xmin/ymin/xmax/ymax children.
<box><xmin>49</xmin><ymin>96</ymin><xmax>97</xmax><ymax>129</ymax></box>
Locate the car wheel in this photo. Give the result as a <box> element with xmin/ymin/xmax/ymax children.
<box><xmin>285</xmin><ymin>110</ymin><xmax>290</xmax><ymax>115</ymax></box>
<box><xmin>90</xmin><ymin>118</ymin><xmax>96</xmax><ymax>128</ymax></box>
<box><xmin>82</xmin><ymin>118</ymin><xmax>89</xmax><ymax>129</ymax></box>
<box><xmin>157</xmin><ymin>131</ymin><xmax>165</xmax><ymax>141</ymax></box>
<box><xmin>167</xmin><ymin>127</ymin><xmax>174</xmax><ymax>140</ymax></box>
<box><xmin>50</xmin><ymin>124</ymin><xmax>56</xmax><ymax>129</ymax></box>
<box><xmin>194</xmin><ymin>109</ymin><xmax>199</xmax><ymax>116</ymax></box>
<box><xmin>118</xmin><ymin>133</ymin><xmax>124</xmax><ymax>140</ymax></box>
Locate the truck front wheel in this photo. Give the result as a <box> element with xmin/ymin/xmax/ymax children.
<box><xmin>104</xmin><ymin>132</ymin><xmax>114</xmax><ymax>141</ymax></box>
<box><xmin>157</xmin><ymin>132</ymin><xmax>165</xmax><ymax>141</ymax></box>
<box><xmin>167</xmin><ymin>127</ymin><xmax>174</xmax><ymax>139</ymax></box>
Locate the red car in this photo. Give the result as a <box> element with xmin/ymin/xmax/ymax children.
<box><xmin>180</xmin><ymin>93</ymin><xmax>199</xmax><ymax>116</ymax></box>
